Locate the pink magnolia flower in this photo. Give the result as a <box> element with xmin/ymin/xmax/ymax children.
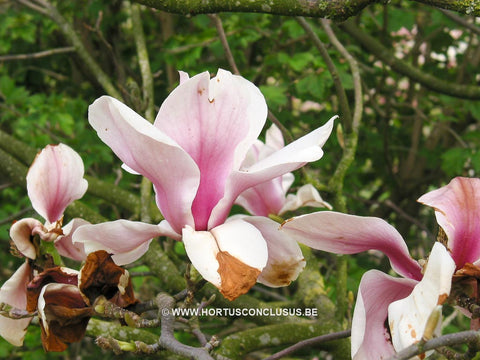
<box><xmin>281</xmin><ymin>210</ymin><xmax>455</xmax><ymax>359</ymax></box>
<box><xmin>0</xmin><ymin>143</ymin><xmax>88</xmax><ymax>346</ymax></box>
<box><xmin>417</xmin><ymin>177</ymin><xmax>480</xmax><ymax>271</ymax></box>
<box><xmin>235</xmin><ymin>123</ymin><xmax>331</xmax><ymax>217</ymax></box>
<box><xmin>74</xmin><ymin>69</ymin><xmax>335</xmax><ymax>300</ymax></box>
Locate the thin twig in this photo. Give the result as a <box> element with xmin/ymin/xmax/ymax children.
<box><xmin>296</xmin><ymin>17</ymin><xmax>353</xmax><ymax>134</ymax></box>
<box><xmin>263</xmin><ymin>329</ymin><xmax>351</xmax><ymax>360</ymax></box>
<box><xmin>209</xmin><ymin>14</ymin><xmax>239</xmax><ymax>75</ymax></box>
<box><xmin>0</xmin><ymin>47</ymin><xmax>75</xmax><ymax>61</ymax></box>
<box><xmin>387</xmin><ymin>330</ymin><xmax>480</xmax><ymax>360</ymax></box>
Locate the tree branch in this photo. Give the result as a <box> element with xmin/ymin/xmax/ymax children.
<box><xmin>131</xmin><ymin>0</ymin><xmax>480</xmax><ymax>20</ymax></box>
<box><xmin>387</xmin><ymin>329</ymin><xmax>480</xmax><ymax>360</ymax></box>
<box><xmin>0</xmin><ymin>47</ymin><xmax>75</xmax><ymax>61</ymax></box>
<box><xmin>20</xmin><ymin>0</ymin><xmax>123</xmax><ymax>99</ymax></box>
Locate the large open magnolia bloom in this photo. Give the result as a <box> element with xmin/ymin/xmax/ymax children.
<box><xmin>235</xmin><ymin>123</ymin><xmax>331</xmax><ymax>217</ymax></box>
<box><xmin>75</xmin><ymin>69</ymin><xmax>335</xmax><ymax>300</ymax></box>
<box><xmin>282</xmin><ymin>212</ymin><xmax>456</xmax><ymax>359</ymax></box>
<box><xmin>0</xmin><ymin>144</ymin><xmax>88</xmax><ymax>346</ymax></box>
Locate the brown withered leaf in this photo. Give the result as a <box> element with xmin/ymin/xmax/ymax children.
<box><xmin>79</xmin><ymin>250</ymin><xmax>137</xmax><ymax>307</ymax></box>
<box><xmin>26</xmin><ymin>267</ymin><xmax>78</xmax><ymax>312</ymax></box>
<box><xmin>455</xmin><ymin>263</ymin><xmax>480</xmax><ymax>279</ymax></box>
<box><xmin>216</xmin><ymin>251</ymin><xmax>261</xmax><ymax>301</ymax></box>
<box><xmin>40</xmin><ymin>285</ymin><xmax>92</xmax><ymax>352</ymax></box>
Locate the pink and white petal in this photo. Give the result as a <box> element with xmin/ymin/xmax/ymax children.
<box><xmin>178</xmin><ymin>71</ymin><xmax>190</xmax><ymax>84</ymax></box>
<box><xmin>72</xmin><ymin>220</ymin><xmax>170</xmax><ymax>265</ymax></box>
<box><xmin>281</xmin><ymin>212</ymin><xmax>423</xmax><ymax>281</ymax></box>
<box><xmin>209</xmin><ymin>116</ymin><xmax>336</xmax><ymax>229</ymax></box>
<box><xmin>279</xmin><ymin>184</ymin><xmax>332</xmax><ymax>215</ymax></box>
<box><xmin>27</xmin><ymin>144</ymin><xmax>88</xmax><ymax>224</ymax></box>
<box><xmin>351</xmin><ymin>270</ymin><xmax>416</xmax><ymax>360</ymax></box>
<box><xmin>281</xmin><ymin>172</ymin><xmax>295</xmax><ymax>194</ymax></box>
<box><xmin>388</xmin><ymin>242</ymin><xmax>455</xmax><ymax>353</ymax></box>
<box><xmin>89</xmin><ymin>96</ymin><xmax>199</xmax><ymax>233</ymax></box>
<box><xmin>235</xmin><ymin>177</ymin><xmax>287</xmax><ymax>216</ymax></box>
<box><xmin>265</xmin><ymin>123</ymin><xmax>285</xmax><ymax>151</ymax></box>
<box><xmin>0</xmin><ymin>263</ymin><xmax>32</xmax><ymax>346</ymax></box>
<box><xmin>243</xmin><ymin>216</ymin><xmax>306</xmax><ymax>287</ymax></box>
<box><xmin>54</xmin><ymin>218</ymin><xmax>90</xmax><ymax>261</ymax></box>
<box><xmin>9</xmin><ymin>218</ymin><xmax>43</xmax><ymax>259</ymax></box>
<box><xmin>418</xmin><ymin>177</ymin><xmax>480</xmax><ymax>267</ymax></box>
<box><xmin>155</xmin><ymin>70</ymin><xmax>267</xmax><ymax>230</ymax></box>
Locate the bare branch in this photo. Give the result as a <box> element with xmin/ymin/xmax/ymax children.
<box><xmin>131</xmin><ymin>0</ymin><xmax>480</xmax><ymax>21</ymax></box>
<box><xmin>0</xmin><ymin>47</ymin><xmax>75</xmax><ymax>61</ymax></box>
<box><xmin>263</xmin><ymin>329</ymin><xmax>351</xmax><ymax>360</ymax></box>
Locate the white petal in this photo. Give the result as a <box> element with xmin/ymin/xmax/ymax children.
<box><xmin>211</xmin><ymin>219</ymin><xmax>268</xmax><ymax>270</ymax></box>
<box><xmin>182</xmin><ymin>225</ymin><xmax>222</xmax><ymax>287</ymax></box>
<box><xmin>0</xmin><ymin>263</ymin><xmax>32</xmax><ymax>346</ymax></box>
<box><xmin>183</xmin><ymin>219</ymin><xmax>268</xmax><ymax>298</ymax></box>
<box><xmin>279</xmin><ymin>184</ymin><xmax>332</xmax><ymax>214</ymax></box>
<box><xmin>388</xmin><ymin>242</ymin><xmax>455</xmax><ymax>352</ymax></box>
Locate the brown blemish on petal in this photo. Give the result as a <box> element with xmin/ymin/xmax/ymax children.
<box><xmin>437</xmin><ymin>293</ymin><xmax>448</xmax><ymax>305</ymax></box>
<box><xmin>260</xmin><ymin>258</ymin><xmax>305</xmax><ymax>286</ymax></box>
<box><xmin>216</xmin><ymin>251</ymin><xmax>261</xmax><ymax>301</ymax></box>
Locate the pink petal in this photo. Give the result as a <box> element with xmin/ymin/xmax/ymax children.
<box><xmin>9</xmin><ymin>218</ymin><xmax>43</xmax><ymax>259</ymax></box>
<box><xmin>0</xmin><ymin>263</ymin><xmax>32</xmax><ymax>346</ymax></box>
<box><xmin>88</xmin><ymin>96</ymin><xmax>200</xmax><ymax>234</ymax></box>
<box><xmin>27</xmin><ymin>144</ymin><xmax>88</xmax><ymax>224</ymax></box>
<box><xmin>234</xmin><ymin>177</ymin><xmax>287</xmax><ymax>216</ymax></box>
<box><xmin>281</xmin><ymin>211</ymin><xmax>423</xmax><ymax>280</ymax></box>
<box><xmin>209</xmin><ymin>116</ymin><xmax>336</xmax><ymax>228</ymax></box>
<box><xmin>243</xmin><ymin>216</ymin><xmax>306</xmax><ymax>287</ymax></box>
<box><xmin>72</xmin><ymin>220</ymin><xmax>177</xmax><ymax>265</ymax></box>
<box><xmin>54</xmin><ymin>218</ymin><xmax>90</xmax><ymax>261</ymax></box>
<box><xmin>418</xmin><ymin>177</ymin><xmax>480</xmax><ymax>267</ymax></box>
<box><xmin>351</xmin><ymin>270</ymin><xmax>416</xmax><ymax>360</ymax></box>
<box><xmin>155</xmin><ymin>70</ymin><xmax>267</xmax><ymax>230</ymax></box>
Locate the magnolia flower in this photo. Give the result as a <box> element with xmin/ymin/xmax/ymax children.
<box><xmin>417</xmin><ymin>177</ymin><xmax>480</xmax><ymax>271</ymax></box>
<box><xmin>0</xmin><ymin>143</ymin><xmax>88</xmax><ymax>346</ymax></box>
<box><xmin>281</xmin><ymin>212</ymin><xmax>455</xmax><ymax>359</ymax></box>
<box><xmin>74</xmin><ymin>69</ymin><xmax>335</xmax><ymax>300</ymax></box>
<box><xmin>235</xmin><ymin>123</ymin><xmax>331</xmax><ymax>217</ymax></box>
<box><xmin>11</xmin><ymin>143</ymin><xmax>89</xmax><ymax>261</ymax></box>
<box><xmin>418</xmin><ymin>176</ymin><xmax>480</xmax><ymax>323</ymax></box>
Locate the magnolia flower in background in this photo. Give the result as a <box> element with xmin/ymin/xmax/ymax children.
<box><xmin>235</xmin><ymin>123</ymin><xmax>331</xmax><ymax>217</ymax></box>
<box><xmin>74</xmin><ymin>69</ymin><xmax>336</xmax><ymax>300</ymax></box>
<box><xmin>281</xmin><ymin>210</ymin><xmax>455</xmax><ymax>359</ymax></box>
<box><xmin>0</xmin><ymin>143</ymin><xmax>88</xmax><ymax>346</ymax></box>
